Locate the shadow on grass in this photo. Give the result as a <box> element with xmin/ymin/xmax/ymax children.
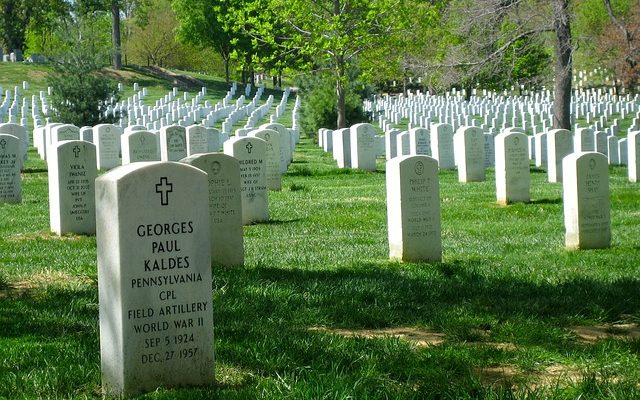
<box><xmin>22</xmin><ymin>167</ymin><xmax>48</xmax><ymax>174</ymax></box>
<box><xmin>529</xmin><ymin>198</ymin><xmax>562</xmax><ymax>205</ymax></box>
<box><xmin>3</xmin><ymin>260</ymin><xmax>640</xmax><ymax>398</ymax></box>
<box><xmin>209</xmin><ymin>261</ymin><xmax>640</xmax><ymax>397</ymax></box>
<box><xmin>262</xmin><ymin>218</ymin><xmax>303</xmax><ymax>225</ymax></box>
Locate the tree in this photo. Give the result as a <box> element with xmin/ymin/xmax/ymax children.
<box><xmin>75</xmin><ymin>0</ymin><xmax>135</xmax><ymax>69</ymax></box>
<box><xmin>173</xmin><ymin>0</ymin><xmax>239</xmax><ymax>82</ymax></box>
<box><xmin>552</xmin><ymin>0</ymin><xmax>572</xmax><ymax>129</ymax></box>
<box><xmin>111</xmin><ymin>0</ymin><xmax>122</xmax><ymax>69</ymax></box>
<box><xmin>127</xmin><ymin>0</ymin><xmax>181</xmax><ymax>67</ymax></box>
<box><xmin>602</xmin><ymin>0</ymin><xmax>639</xmax><ymax>92</ymax></box>
<box><xmin>246</xmin><ymin>0</ymin><xmax>402</xmax><ymax>129</ymax></box>
<box><xmin>0</xmin><ymin>0</ymin><xmax>69</xmax><ymax>53</ymax></box>
<box><xmin>47</xmin><ymin>18</ymin><xmax>120</xmax><ymax>126</ymax></box>
<box><xmin>407</xmin><ymin>0</ymin><xmax>574</xmax><ymax>129</ymax></box>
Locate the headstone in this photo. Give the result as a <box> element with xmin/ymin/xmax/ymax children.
<box><xmin>48</xmin><ymin>140</ymin><xmax>97</xmax><ymax>235</ymax></box>
<box><xmin>249</xmin><ymin>129</ymin><xmax>281</xmax><ymax>191</ymax></box>
<box><xmin>186</xmin><ymin>125</ymin><xmax>209</xmax><ymax>156</ymax></box>
<box><xmin>629</xmin><ymin>131</ymin><xmax>640</xmax><ymax>182</ymax></box>
<box><xmin>385</xmin><ymin>129</ymin><xmax>400</xmax><ymax>160</ymax></box>
<box><xmin>607</xmin><ymin>136</ymin><xmax>620</xmax><ymax>165</ymax></box>
<box><xmin>396</xmin><ymin>131</ymin><xmax>410</xmax><ymax>157</ymax></box>
<box><xmin>121</xmin><ymin>130</ymin><xmax>160</xmax><ymax>164</ymax></box>
<box><xmin>495</xmin><ymin>131</ymin><xmax>530</xmax><ymax>205</ymax></box>
<box><xmin>0</xmin><ymin>123</ymin><xmax>27</xmax><ymax>164</ymax></box>
<box><xmin>96</xmin><ymin>162</ymin><xmax>214</xmax><ymax>397</ymax></box>
<box><xmin>430</xmin><ymin>123</ymin><xmax>455</xmax><ymax>169</ymax></box>
<box><xmin>160</xmin><ymin>125</ymin><xmax>187</xmax><ymax>161</ymax></box>
<box><xmin>454</xmin><ymin>126</ymin><xmax>485</xmax><ymax>182</ymax></box>
<box><xmin>574</xmin><ymin>128</ymin><xmax>595</xmax><ymax>152</ymax></box>
<box><xmin>332</xmin><ymin>128</ymin><xmax>351</xmax><ymax>168</ymax></box>
<box><xmin>534</xmin><ymin>132</ymin><xmax>547</xmax><ymax>169</ymax></box>
<box><xmin>223</xmin><ymin>137</ymin><xmax>268</xmax><ymax>224</ymax></box>
<box><xmin>181</xmin><ymin>153</ymin><xmax>244</xmax><ymax>266</ymax></box>
<box><xmin>409</xmin><ymin>127</ymin><xmax>430</xmax><ymax>156</ymax></box>
<box><xmin>80</xmin><ymin>126</ymin><xmax>94</xmax><ymax>143</ymax></box>
<box><xmin>594</xmin><ymin>131</ymin><xmax>608</xmax><ymax>156</ymax></box>
<box><xmin>547</xmin><ymin>129</ymin><xmax>573</xmax><ymax>183</ymax></box>
<box><xmin>563</xmin><ymin>152</ymin><xmax>611</xmax><ymax>249</ymax></box>
<box><xmin>206</xmin><ymin>128</ymin><xmax>221</xmax><ymax>152</ymax></box>
<box><xmin>0</xmin><ymin>134</ymin><xmax>21</xmax><ymax>203</ymax></box>
<box><xmin>483</xmin><ymin>132</ymin><xmax>495</xmax><ymax>167</ymax></box>
<box><xmin>260</xmin><ymin>123</ymin><xmax>291</xmax><ymax>172</ymax></box>
<box><xmin>386</xmin><ymin>155</ymin><xmax>441</xmax><ymax>262</ymax></box>
<box><xmin>618</xmin><ymin>138</ymin><xmax>628</xmax><ymax>165</ymax></box>
<box><xmin>349</xmin><ymin>123</ymin><xmax>377</xmax><ymax>171</ymax></box>
<box><xmin>94</xmin><ymin>124</ymin><xmax>121</xmax><ymax>170</ymax></box>
<box><xmin>39</xmin><ymin>123</ymin><xmax>63</xmax><ymax>160</ymax></box>
<box><xmin>49</xmin><ymin>124</ymin><xmax>81</xmax><ymax>160</ymax></box>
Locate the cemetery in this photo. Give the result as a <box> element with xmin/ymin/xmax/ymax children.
<box><xmin>0</xmin><ymin>59</ymin><xmax>639</xmax><ymax>398</ymax></box>
<box><xmin>1</xmin><ymin>0</ymin><xmax>640</xmax><ymax>397</ymax></box>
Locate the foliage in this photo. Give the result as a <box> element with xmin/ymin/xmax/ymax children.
<box><xmin>0</xmin><ymin>0</ymin><xmax>69</xmax><ymax>52</ymax></box>
<box><xmin>172</xmin><ymin>0</ymin><xmax>243</xmax><ymax>82</ymax></box>
<box><xmin>297</xmin><ymin>71</ymin><xmax>370</xmax><ymax>137</ymax></box>
<box><xmin>125</xmin><ymin>0</ymin><xmax>180</xmax><ymax>67</ymax></box>
<box><xmin>46</xmin><ymin>19</ymin><xmax>120</xmax><ymax>126</ymax></box>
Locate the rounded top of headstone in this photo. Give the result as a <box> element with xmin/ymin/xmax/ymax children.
<box><xmin>96</xmin><ymin>161</ymin><xmax>204</xmax><ymax>184</ymax></box>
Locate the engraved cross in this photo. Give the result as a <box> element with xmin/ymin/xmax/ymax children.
<box><xmin>156</xmin><ymin>177</ymin><xmax>173</xmax><ymax>206</ymax></box>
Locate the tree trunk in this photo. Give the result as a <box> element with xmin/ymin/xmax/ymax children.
<box><xmin>336</xmin><ymin>73</ymin><xmax>346</xmax><ymax>129</ymax></box>
<box><xmin>552</xmin><ymin>0</ymin><xmax>572</xmax><ymax>129</ymax></box>
<box><xmin>224</xmin><ymin>57</ymin><xmax>230</xmax><ymax>83</ymax></box>
<box><xmin>112</xmin><ymin>0</ymin><xmax>122</xmax><ymax>70</ymax></box>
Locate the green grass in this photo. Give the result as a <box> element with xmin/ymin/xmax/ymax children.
<box><xmin>2</xmin><ymin>63</ymin><xmax>640</xmax><ymax>398</ymax></box>
<box><xmin>2</xmin><ymin>137</ymin><xmax>640</xmax><ymax>399</ymax></box>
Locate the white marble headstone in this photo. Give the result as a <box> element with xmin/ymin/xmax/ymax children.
<box><xmin>0</xmin><ymin>134</ymin><xmax>21</xmax><ymax>203</ymax></box>
<box><xmin>48</xmin><ymin>140</ymin><xmax>97</xmax><ymax>235</ymax></box>
<box><xmin>181</xmin><ymin>153</ymin><xmax>244</xmax><ymax>266</ymax></box>
<box><xmin>332</xmin><ymin>128</ymin><xmax>351</xmax><ymax>168</ymax></box>
<box><xmin>629</xmin><ymin>131</ymin><xmax>639</xmax><ymax>182</ymax></box>
<box><xmin>96</xmin><ymin>161</ymin><xmax>214</xmax><ymax>397</ymax></box>
<box><xmin>495</xmin><ymin>131</ymin><xmax>530</xmax><ymax>205</ymax></box>
<box><xmin>94</xmin><ymin>124</ymin><xmax>121</xmax><ymax>170</ymax></box>
<box><xmin>186</xmin><ymin>125</ymin><xmax>209</xmax><ymax>156</ymax></box>
<box><xmin>121</xmin><ymin>130</ymin><xmax>160</xmax><ymax>164</ymax></box>
<box><xmin>430</xmin><ymin>123</ymin><xmax>454</xmax><ymax>169</ymax></box>
<box><xmin>547</xmin><ymin>129</ymin><xmax>573</xmax><ymax>183</ymax></box>
<box><xmin>0</xmin><ymin>123</ymin><xmax>27</xmax><ymax>165</ymax></box>
<box><xmin>386</xmin><ymin>155</ymin><xmax>441</xmax><ymax>262</ymax></box>
<box><xmin>563</xmin><ymin>152</ymin><xmax>611</xmax><ymax>249</ymax></box>
<box><xmin>160</xmin><ymin>125</ymin><xmax>187</xmax><ymax>161</ymax></box>
<box><xmin>454</xmin><ymin>126</ymin><xmax>485</xmax><ymax>182</ymax></box>
<box><xmin>574</xmin><ymin>128</ymin><xmax>595</xmax><ymax>152</ymax></box>
<box><xmin>409</xmin><ymin>127</ymin><xmax>430</xmax><ymax>156</ymax></box>
<box><xmin>223</xmin><ymin>137</ymin><xmax>268</xmax><ymax>224</ymax></box>
<box><xmin>350</xmin><ymin>123</ymin><xmax>377</xmax><ymax>171</ymax></box>
<box><xmin>249</xmin><ymin>129</ymin><xmax>281</xmax><ymax>191</ymax></box>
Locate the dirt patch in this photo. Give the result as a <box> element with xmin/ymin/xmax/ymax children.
<box><xmin>571</xmin><ymin>324</ymin><xmax>640</xmax><ymax>343</ymax></box>
<box><xmin>308</xmin><ymin>326</ymin><xmax>445</xmax><ymax>347</ymax></box>
<box><xmin>0</xmin><ymin>280</ymin><xmax>35</xmax><ymax>299</ymax></box>
<box><xmin>475</xmin><ymin>365</ymin><xmax>520</xmax><ymax>385</ymax></box>
<box><xmin>475</xmin><ymin>363</ymin><xmax>583</xmax><ymax>389</ymax></box>
<box><xmin>98</xmin><ymin>68</ymin><xmax>140</xmax><ymax>81</ymax></box>
<box><xmin>7</xmin><ymin>231</ymin><xmax>84</xmax><ymax>241</ymax></box>
<box><xmin>0</xmin><ymin>271</ymin><xmax>93</xmax><ymax>299</ymax></box>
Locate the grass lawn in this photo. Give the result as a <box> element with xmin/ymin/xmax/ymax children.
<box><xmin>1</xmin><ymin>136</ymin><xmax>640</xmax><ymax>399</ymax></box>
<box><xmin>1</xmin><ymin>63</ymin><xmax>640</xmax><ymax>399</ymax></box>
